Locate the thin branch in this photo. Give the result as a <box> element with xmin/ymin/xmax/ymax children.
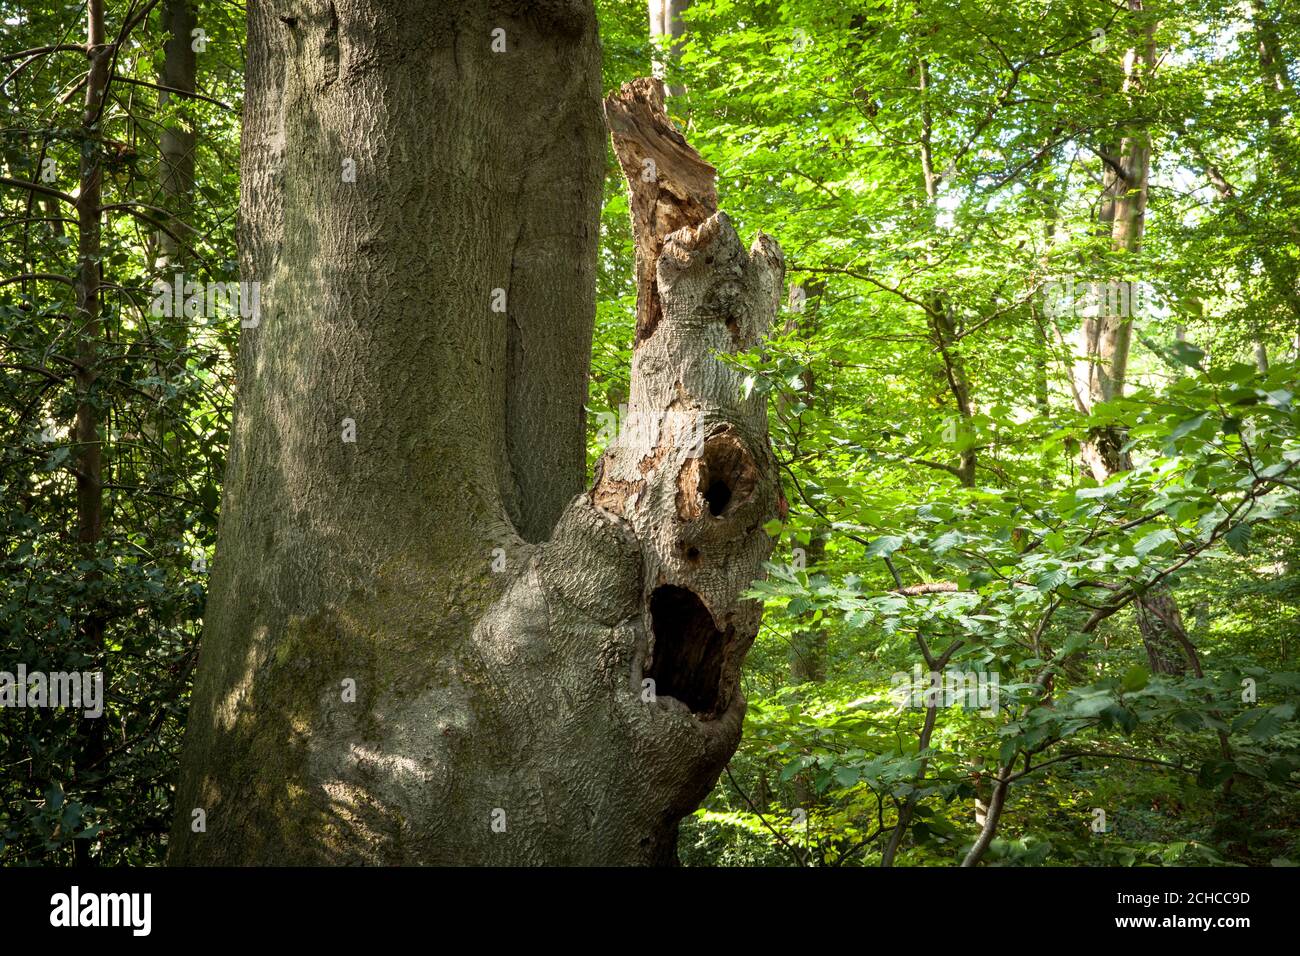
<box><xmin>0</xmin><ymin>176</ymin><xmax>78</xmax><ymax>206</ymax></box>
<box><xmin>110</xmin><ymin>75</ymin><xmax>234</xmax><ymax>112</ymax></box>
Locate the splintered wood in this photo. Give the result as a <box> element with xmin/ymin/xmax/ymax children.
<box><xmin>604</xmin><ymin>77</ymin><xmax>718</xmax><ymax>344</ymax></box>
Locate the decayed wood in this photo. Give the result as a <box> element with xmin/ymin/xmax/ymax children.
<box><xmin>593</xmin><ymin>78</ymin><xmax>784</xmax><ymax>729</ymax></box>
<box><xmin>604</xmin><ymin>77</ymin><xmax>718</xmax><ymax>343</ymax></box>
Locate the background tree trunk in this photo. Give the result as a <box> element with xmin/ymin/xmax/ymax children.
<box><xmin>783</xmin><ymin>280</ymin><xmax>828</xmax><ymax>689</ymax></box>
<box><xmin>916</xmin><ymin>56</ymin><xmax>977</xmax><ymax>487</ymax></box>
<box><xmin>648</xmin><ymin>0</ymin><xmax>692</xmax><ymax>96</ymax></box>
<box><xmin>144</xmin><ymin>0</ymin><xmax>198</xmax><ymax>460</ymax></box>
<box><xmin>155</xmin><ymin>0</ymin><xmax>196</xmax><ymax>273</ymax></box>
<box><xmin>169</xmin><ymin>0</ymin><xmax>782</xmax><ymax>865</ymax></box>
<box><xmin>1071</xmin><ymin>0</ymin><xmax>1192</xmax><ymax>677</ymax></box>
<box><xmin>72</xmin><ymin>0</ymin><xmax>110</xmax><ymax>868</ymax></box>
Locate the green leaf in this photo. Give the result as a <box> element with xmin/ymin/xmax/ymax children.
<box><xmin>865</xmin><ymin>535</ymin><xmax>903</xmax><ymax>558</ymax></box>
<box><xmin>1248</xmin><ymin>711</ymin><xmax>1284</xmax><ymax>741</ymax></box>
<box><xmin>1134</xmin><ymin>529</ymin><xmax>1176</xmax><ymax>557</ymax></box>
<box><xmin>1224</xmin><ymin>522</ymin><xmax>1252</xmax><ymax>556</ymax></box>
<box><xmin>1197</xmin><ymin>759</ymin><xmax>1236</xmax><ymax>789</ymax></box>
<box><xmin>1264</xmin><ymin>388</ymin><xmax>1293</xmax><ymax>410</ymax></box>
<box><xmin>1120</xmin><ymin>665</ymin><xmax>1149</xmax><ymax>693</ymax></box>
<box><xmin>1169</xmin><ymin>414</ymin><xmax>1210</xmax><ymax>441</ymax></box>
<box><xmin>1169</xmin><ymin>340</ymin><xmax>1206</xmax><ymax>368</ymax></box>
<box><xmin>1101</xmin><ymin>704</ymin><xmax>1138</xmax><ymax>735</ymax></box>
<box><xmin>779</xmin><ymin>756</ymin><xmax>812</xmax><ymax>782</ymax></box>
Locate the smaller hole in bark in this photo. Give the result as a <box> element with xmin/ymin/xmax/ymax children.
<box><xmin>696</xmin><ymin>431</ymin><xmax>756</xmax><ymax>518</ymax></box>
<box><xmin>686</xmin><ymin>546</ymin><xmax>701</xmax><ymax>561</ymax></box>
<box><xmin>676</xmin><ymin>430</ymin><xmax>759</xmax><ymax>521</ymax></box>
<box><xmin>704</xmin><ymin>479</ymin><xmax>731</xmax><ymax>516</ymax></box>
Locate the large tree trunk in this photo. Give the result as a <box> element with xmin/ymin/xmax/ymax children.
<box><xmin>168</xmin><ymin>0</ymin><xmax>782</xmax><ymax>865</ymax></box>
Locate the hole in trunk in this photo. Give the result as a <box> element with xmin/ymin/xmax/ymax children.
<box><xmin>676</xmin><ymin>428</ymin><xmax>759</xmax><ymax>521</ymax></box>
<box><xmin>703</xmin><ymin>479</ymin><xmax>732</xmax><ymax>516</ymax></box>
<box><xmin>647</xmin><ymin>585</ymin><xmax>726</xmax><ymax>716</ymax></box>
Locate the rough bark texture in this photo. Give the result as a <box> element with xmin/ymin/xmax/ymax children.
<box><xmin>591</xmin><ymin>73</ymin><xmax>784</xmax><ymax>736</ymax></box>
<box><xmin>1135</xmin><ymin>588</ymin><xmax>1196</xmax><ymax>676</ymax></box>
<box><xmin>169</xmin><ymin>2</ymin><xmax>782</xmax><ymax>865</ymax></box>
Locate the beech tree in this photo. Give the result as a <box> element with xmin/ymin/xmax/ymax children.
<box><xmin>5</xmin><ymin>0</ymin><xmax>1299</xmax><ymax>872</ymax></box>
<box><xmin>1070</xmin><ymin>0</ymin><xmax>1194</xmax><ymax>676</ymax></box>
<box><xmin>168</xmin><ymin>1</ymin><xmax>783</xmax><ymax>865</ymax></box>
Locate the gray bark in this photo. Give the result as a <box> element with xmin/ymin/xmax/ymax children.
<box><xmin>169</xmin><ymin>0</ymin><xmax>781</xmax><ymax>866</ymax></box>
<box><xmin>1071</xmin><ymin>0</ymin><xmax>1192</xmax><ymax>677</ymax></box>
<box><xmin>648</xmin><ymin>0</ymin><xmax>692</xmax><ymax>96</ymax></box>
